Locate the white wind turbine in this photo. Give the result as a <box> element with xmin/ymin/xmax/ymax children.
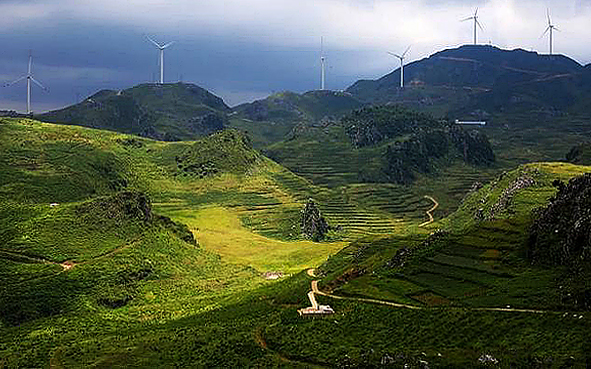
<box><xmin>320</xmin><ymin>36</ymin><xmax>326</xmax><ymax>90</ymax></box>
<box><xmin>388</xmin><ymin>46</ymin><xmax>411</xmax><ymax>88</ymax></box>
<box><xmin>541</xmin><ymin>9</ymin><xmax>559</xmax><ymax>55</ymax></box>
<box><xmin>146</xmin><ymin>36</ymin><xmax>175</xmax><ymax>84</ymax></box>
<box><xmin>461</xmin><ymin>8</ymin><xmax>484</xmax><ymax>45</ymax></box>
<box><xmin>3</xmin><ymin>53</ymin><xmax>48</xmax><ymax>114</ymax></box>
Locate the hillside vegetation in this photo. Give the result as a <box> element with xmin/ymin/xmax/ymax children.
<box><xmin>230</xmin><ymin>90</ymin><xmax>365</xmax><ymax>148</ymax></box>
<box><xmin>2</xmin><ymin>117</ymin><xmax>591</xmax><ymax>367</ymax></box>
<box><xmin>37</xmin><ymin>83</ymin><xmax>230</xmax><ymax>141</ymax></box>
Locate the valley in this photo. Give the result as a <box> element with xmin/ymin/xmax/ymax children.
<box><xmin>2</xmin><ymin>44</ymin><xmax>591</xmax><ymax>368</ymax></box>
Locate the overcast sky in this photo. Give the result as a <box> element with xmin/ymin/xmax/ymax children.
<box><xmin>0</xmin><ymin>0</ymin><xmax>590</xmax><ymax>112</ymax></box>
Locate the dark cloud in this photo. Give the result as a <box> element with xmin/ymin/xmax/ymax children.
<box><xmin>0</xmin><ymin>0</ymin><xmax>589</xmax><ymax>112</ymax></box>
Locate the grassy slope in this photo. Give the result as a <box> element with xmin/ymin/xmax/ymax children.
<box><xmin>2</xmin><ymin>118</ymin><xmax>591</xmax><ymax>367</ymax></box>
<box><xmin>0</xmin><ymin>118</ymin><xmax>346</xmax><ymax>367</ymax></box>
<box><xmin>316</xmin><ymin>163</ymin><xmax>591</xmax><ymax>311</ymax></box>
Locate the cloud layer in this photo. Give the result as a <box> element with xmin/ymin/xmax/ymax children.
<box><xmin>0</xmin><ymin>0</ymin><xmax>589</xmax><ymax>112</ymax></box>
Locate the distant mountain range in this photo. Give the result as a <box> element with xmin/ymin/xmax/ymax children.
<box><xmin>34</xmin><ymin>45</ymin><xmax>591</xmax><ymax>144</ymax></box>
<box><xmin>346</xmin><ymin>45</ymin><xmax>591</xmax><ymax>118</ymax></box>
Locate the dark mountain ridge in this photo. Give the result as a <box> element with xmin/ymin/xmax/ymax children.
<box><xmin>346</xmin><ymin>45</ymin><xmax>588</xmax><ymax>116</ymax></box>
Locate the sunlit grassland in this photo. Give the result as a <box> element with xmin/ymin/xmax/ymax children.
<box><xmin>160</xmin><ymin>205</ymin><xmax>346</xmax><ymax>273</ymax></box>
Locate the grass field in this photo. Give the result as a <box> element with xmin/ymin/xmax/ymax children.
<box><xmin>2</xmin><ymin>117</ymin><xmax>591</xmax><ymax>367</ymax></box>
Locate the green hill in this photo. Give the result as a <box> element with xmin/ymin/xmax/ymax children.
<box><xmin>266</xmin><ymin>163</ymin><xmax>591</xmax><ymax>367</ymax></box>
<box><xmin>314</xmin><ymin>162</ymin><xmax>591</xmax><ymax>309</ymax></box>
<box><xmin>264</xmin><ymin>105</ymin><xmax>497</xmax><ymax>218</ymax></box>
<box><xmin>229</xmin><ymin>90</ymin><xmax>365</xmax><ymax>148</ymax></box>
<box><xmin>36</xmin><ymin>83</ymin><xmax>230</xmax><ymax>141</ymax></box>
<box><xmin>2</xmin><ymin>117</ymin><xmax>591</xmax><ymax>367</ymax></box>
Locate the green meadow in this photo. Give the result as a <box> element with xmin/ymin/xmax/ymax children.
<box><xmin>1</xmin><ymin>117</ymin><xmax>590</xmax><ymax>368</ymax></box>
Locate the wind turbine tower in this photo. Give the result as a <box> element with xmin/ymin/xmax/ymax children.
<box><xmin>320</xmin><ymin>37</ymin><xmax>326</xmax><ymax>90</ymax></box>
<box><xmin>461</xmin><ymin>8</ymin><xmax>483</xmax><ymax>45</ymax></box>
<box><xmin>3</xmin><ymin>53</ymin><xmax>48</xmax><ymax>114</ymax></box>
<box><xmin>146</xmin><ymin>36</ymin><xmax>175</xmax><ymax>84</ymax></box>
<box><xmin>388</xmin><ymin>46</ymin><xmax>411</xmax><ymax>88</ymax></box>
<box><xmin>541</xmin><ymin>9</ymin><xmax>559</xmax><ymax>55</ymax></box>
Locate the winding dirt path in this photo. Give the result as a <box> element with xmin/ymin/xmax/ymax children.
<box><xmin>305</xmin><ymin>269</ymin><xmax>565</xmax><ymax>315</ymax></box>
<box><xmin>419</xmin><ymin>195</ymin><xmax>439</xmax><ymax>227</ymax></box>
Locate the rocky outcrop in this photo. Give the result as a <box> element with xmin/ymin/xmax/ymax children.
<box><xmin>529</xmin><ymin>173</ymin><xmax>591</xmax><ymax>309</ymax></box>
<box><xmin>383</xmin><ymin>126</ymin><xmax>494</xmax><ymax>185</ymax></box>
<box><xmin>76</xmin><ymin>191</ymin><xmax>152</xmax><ymax>222</ymax></box>
<box><xmin>301</xmin><ymin>199</ymin><xmax>329</xmax><ymax>241</ymax></box>
<box><xmin>343</xmin><ymin>105</ymin><xmax>438</xmax><ymax>148</ymax></box>
<box><xmin>529</xmin><ymin>174</ymin><xmax>591</xmax><ymax>266</ymax></box>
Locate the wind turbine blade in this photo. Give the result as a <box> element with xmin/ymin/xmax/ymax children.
<box><xmin>387</xmin><ymin>52</ymin><xmax>402</xmax><ymax>58</ymax></box>
<box><xmin>476</xmin><ymin>19</ymin><xmax>484</xmax><ymax>30</ymax></box>
<box><xmin>474</xmin><ymin>7</ymin><xmax>478</xmax><ymax>17</ymax></box>
<box><xmin>402</xmin><ymin>45</ymin><xmax>411</xmax><ymax>58</ymax></box>
<box><xmin>547</xmin><ymin>8</ymin><xmax>551</xmax><ymax>25</ymax></box>
<box><xmin>28</xmin><ymin>55</ymin><xmax>32</xmax><ymax>75</ymax></box>
<box><xmin>162</xmin><ymin>41</ymin><xmax>175</xmax><ymax>49</ymax></box>
<box><xmin>540</xmin><ymin>26</ymin><xmax>550</xmax><ymax>38</ymax></box>
<box><xmin>460</xmin><ymin>16</ymin><xmax>473</xmax><ymax>22</ymax></box>
<box><xmin>554</xmin><ymin>26</ymin><xmax>560</xmax><ymax>32</ymax></box>
<box><xmin>3</xmin><ymin>75</ymin><xmax>27</xmax><ymax>87</ymax></box>
<box><xmin>146</xmin><ymin>35</ymin><xmax>161</xmax><ymax>48</ymax></box>
<box><xmin>31</xmin><ymin>77</ymin><xmax>47</xmax><ymax>91</ymax></box>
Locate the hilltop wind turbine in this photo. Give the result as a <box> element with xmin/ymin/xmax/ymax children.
<box><xmin>388</xmin><ymin>46</ymin><xmax>411</xmax><ymax>88</ymax></box>
<box><xmin>461</xmin><ymin>8</ymin><xmax>484</xmax><ymax>45</ymax></box>
<box><xmin>146</xmin><ymin>36</ymin><xmax>175</xmax><ymax>84</ymax></box>
<box><xmin>3</xmin><ymin>53</ymin><xmax>48</xmax><ymax>114</ymax></box>
<box><xmin>541</xmin><ymin>9</ymin><xmax>559</xmax><ymax>55</ymax></box>
<box><xmin>320</xmin><ymin>36</ymin><xmax>326</xmax><ymax>90</ymax></box>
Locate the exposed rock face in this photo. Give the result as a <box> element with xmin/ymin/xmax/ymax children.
<box><xmin>529</xmin><ymin>173</ymin><xmax>591</xmax><ymax>309</ymax></box>
<box><xmin>529</xmin><ymin>174</ymin><xmax>591</xmax><ymax>266</ymax></box>
<box><xmin>486</xmin><ymin>170</ymin><xmax>536</xmax><ymax>220</ymax></box>
<box><xmin>301</xmin><ymin>199</ymin><xmax>329</xmax><ymax>241</ymax></box>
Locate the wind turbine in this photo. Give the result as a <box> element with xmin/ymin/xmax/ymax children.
<box><xmin>388</xmin><ymin>46</ymin><xmax>411</xmax><ymax>88</ymax></box>
<box><xmin>320</xmin><ymin>36</ymin><xmax>326</xmax><ymax>90</ymax></box>
<box><xmin>146</xmin><ymin>36</ymin><xmax>175</xmax><ymax>84</ymax></box>
<box><xmin>461</xmin><ymin>8</ymin><xmax>484</xmax><ymax>45</ymax></box>
<box><xmin>3</xmin><ymin>53</ymin><xmax>48</xmax><ymax>114</ymax></box>
<box><xmin>541</xmin><ymin>9</ymin><xmax>559</xmax><ymax>55</ymax></box>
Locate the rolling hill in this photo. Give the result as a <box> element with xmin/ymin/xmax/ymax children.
<box><xmin>1</xmin><ymin>115</ymin><xmax>591</xmax><ymax>367</ymax></box>
<box><xmin>36</xmin><ymin>83</ymin><xmax>230</xmax><ymax>141</ymax></box>
<box><xmin>229</xmin><ymin>90</ymin><xmax>365</xmax><ymax>148</ymax></box>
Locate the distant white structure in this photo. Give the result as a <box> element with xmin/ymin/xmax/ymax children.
<box><xmin>320</xmin><ymin>36</ymin><xmax>326</xmax><ymax>90</ymax></box>
<box><xmin>455</xmin><ymin>119</ymin><xmax>486</xmax><ymax>126</ymax></box>
<box><xmin>541</xmin><ymin>9</ymin><xmax>559</xmax><ymax>55</ymax></box>
<box><xmin>146</xmin><ymin>36</ymin><xmax>175</xmax><ymax>84</ymax></box>
<box><xmin>3</xmin><ymin>53</ymin><xmax>48</xmax><ymax>114</ymax></box>
<box><xmin>298</xmin><ymin>291</ymin><xmax>334</xmax><ymax>316</ymax></box>
<box><xmin>461</xmin><ymin>8</ymin><xmax>484</xmax><ymax>45</ymax></box>
<box><xmin>388</xmin><ymin>46</ymin><xmax>411</xmax><ymax>88</ymax></box>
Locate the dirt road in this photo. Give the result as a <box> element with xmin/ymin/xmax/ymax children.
<box><xmin>419</xmin><ymin>195</ymin><xmax>439</xmax><ymax>227</ymax></box>
<box><xmin>305</xmin><ymin>269</ymin><xmax>566</xmax><ymax>315</ymax></box>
